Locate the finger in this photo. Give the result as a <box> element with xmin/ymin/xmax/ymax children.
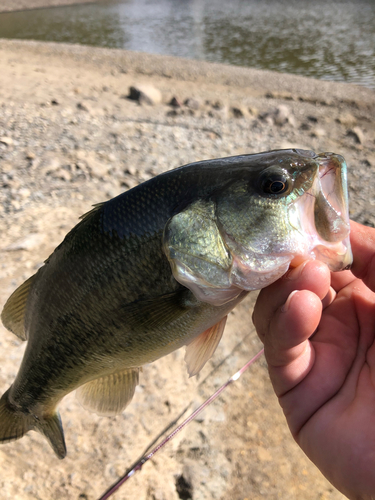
<box><xmin>330</xmin><ymin>269</ymin><xmax>356</xmax><ymax>291</ymax></box>
<box><xmin>266</xmin><ymin>288</ymin><xmax>321</xmax><ymax>363</ymax></box>
<box><xmin>350</xmin><ymin>220</ymin><xmax>375</xmax><ymax>292</ymax></box>
<box><xmin>253</xmin><ymin>260</ymin><xmax>331</xmax><ymax>342</ymax></box>
<box><xmin>265</xmin><ymin>289</ymin><xmax>322</xmax><ymax>396</ymax></box>
<box><xmin>322</xmin><ymin>286</ymin><xmax>336</xmax><ymax>309</ymax></box>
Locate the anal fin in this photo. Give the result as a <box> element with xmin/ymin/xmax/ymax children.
<box><xmin>1</xmin><ymin>274</ymin><xmax>35</xmax><ymax>341</ymax></box>
<box><xmin>185</xmin><ymin>316</ymin><xmax>227</xmax><ymax>377</ymax></box>
<box><xmin>76</xmin><ymin>368</ymin><xmax>140</xmax><ymax>417</ymax></box>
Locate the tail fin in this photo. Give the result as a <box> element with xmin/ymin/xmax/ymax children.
<box><xmin>0</xmin><ymin>388</ymin><xmax>66</xmax><ymax>459</ymax></box>
<box><xmin>0</xmin><ymin>388</ymin><xmax>34</xmax><ymax>442</ymax></box>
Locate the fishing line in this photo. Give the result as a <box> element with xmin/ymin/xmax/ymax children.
<box><xmin>98</xmin><ymin>333</ymin><xmax>254</xmax><ymax>477</ymax></box>
<box><xmin>97</xmin><ymin>347</ymin><xmax>265</xmax><ymax>500</ymax></box>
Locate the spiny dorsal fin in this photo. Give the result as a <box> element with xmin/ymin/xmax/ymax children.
<box><xmin>1</xmin><ymin>274</ymin><xmax>35</xmax><ymax>341</ymax></box>
<box><xmin>185</xmin><ymin>316</ymin><xmax>227</xmax><ymax>377</ymax></box>
<box><xmin>78</xmin><ymin>202</ymin><xmax>105</xmax><ymax>222</ymax></box>
<box><xmin>76</xmin><ymin>368</ymin><xmax>140</xmax><ymax>417</ymax></box>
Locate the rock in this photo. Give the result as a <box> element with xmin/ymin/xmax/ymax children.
<box><xmin>147</xmin><ymin>487</ymin><xmax>168</xmax><ymax>500</ymax></box>
<box><xmin>86</xmin><ymin>158</ymin><xmax>110</xmax><ymax>179</ymax></box>
<box><xmin>263</xmin><ymin>114</ymin><xmax>274</xmax><ymax>126</ymax></box>
<box><xmin>169</xmin><ymin>96</ymin><xmax>182</xmax><ymax>107</ymax></box>
<box><xmin>166</xmin><ymin>109</ymin><xmax>178</xmax><ymax>117</ymax></box>
<box><xmin>128</xmin><ymin>85</ymin><xmax>162</xmax><ymax>105</ymax></box>
<box><xmin>3</xmin><ymin>175</ymin><xmax>20</xmax><ymax>190</ymax></box>
<box><xmin>261</xmin><ymin>105</ymin><xmax>296</xmax><ymax>126</ymax></box>
<box><xmin>175</xmin><ymin>473</ymin><xmax>193</xmax><ymax>500</ymax></box>
<box><xmin>75</xmin><ymin>151</ymin><xmax>110</xmax><ymax>179</ymax></box>
<box><xmin>362</xmin><ymin>156</ymin><xmax>375</xmax><ymax>168</ymax></box>
<box><xmin>57</xmin><ymin>168</ymin><xmax>72</xmax><ymax>181</ymax></box>
<box><xmin>307</xmin><ymin>115</ymin><xmax>318</xmax><ymax>123</ymax></box>
<box><xmin>124</xmin><ymin>165</ymin><xmax>137</xmax><ymax>176</ymax></box>
<box><xmin>41</xmin><ymin>156</ymin><xmax>61</xmax><ymax>175</ymax></box>
<box><xmin>184</xmin><ymin>98</ymin><xmax>200</xmax><ymax>110</ymax></box>
<box><xmin>274</xmin><ymin>105</ymin><xmax>295</xmax><ymax>126</ymax></box>
<box><xmin>121</xmin><ymin>176</ymin><xmax>138</xmax><ymax>189</ymax></box>
<box><xmin>76</xmin><ymin>102</ymin><xmax>90</xmax><ymax>112</ymax></box>
<box><xmin>102</xmin><ymin>181</ymin><xmax>122</xmax><ymax>199</ymax></box>
<box><xmin>347</xmin><ymin>126</ymin><xmax>365</xmax><ymax>144</ymax></box>
<box><xmin>0</xmin><ymin>136</ymin><xmax>13</xmax><ymax>146</ymax></box>
<box><xmin>310</xmin><ymin>128</ymin><xmax>326</xmax><ymax>138</ymax></box>
<box><xmin>231</xmin><ymin>106</ymin><xmax>247</xmax><ymax>118</ymax></box>
<box><xmin>300</xmin><ymin>122</ymin><xmax>311</xmax><ymax>131</ymax></box>
<box><xmin>211</xmin><ymin>99</ymin><xmax>225</xmax><ymax>110</ymax></box>
<box><xmin>51</xmin><ymin>99</ymin><xmax>59</xmax><ymax>106</ymax></box>
<box><xmin>337</xmin><ymin>112</ymin><xmax>357</xmax><ymax>127</ymax></box>
<box><xmin>5</xmin><ymin>233</ymin><xmax>45</xmax><ymax>251</ymax></box>
<box><xmin>1</xmin><ymin>163</ymin><xmax>13</xmax><ymax>173</ymax></box>
<box><xmin>18</xmin><ymin>188</ymin><xmax>31</xmax><ymax>199</ymax></box>
<box><xmin>11</xmin><ymin>199</ymin><xmax>21</xmax><ymax>210</ymax></box>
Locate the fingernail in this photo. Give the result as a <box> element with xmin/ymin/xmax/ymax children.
<box><xmin>285</xmin><ymin>261</ymin><xmax>308</xmax><ymax>280</ymax></box>
<box><xmin>281</xmin><ymin>290</ymin><xmax>298</xmax><ymax>313</ymax></box>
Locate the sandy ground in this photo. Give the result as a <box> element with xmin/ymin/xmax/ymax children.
<box><xmin>0</xmin><ymin>0</ymin><xmax>94</xmax><ymax>13</ymax></box>
<box><xmin>0</xmin><ymin>39</ymin><xmax>375</xmax><ymax>500</ymax></box>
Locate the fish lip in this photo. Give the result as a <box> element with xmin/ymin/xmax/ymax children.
<box><xmin>316</xmin><ymin>157</ymin><xmax>350</xmax><ymax>242</ymax></box>
<box><xmin>290</xmin><ymin>153</ymin><xmax>353</xmax><ymax>272</ymax></box>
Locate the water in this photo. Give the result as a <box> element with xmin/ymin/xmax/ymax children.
<box><xmin>0</xmin><ymin>0</ymin><xmax>375</xmax><ymax>89</ymax></box>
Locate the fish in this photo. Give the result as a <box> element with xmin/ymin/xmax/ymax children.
<box><xmin>0</xmin><ymin>149</ymin><xmax>352</xmax><ymax>459</ymax></box>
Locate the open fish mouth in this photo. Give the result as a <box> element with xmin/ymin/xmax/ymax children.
<box><xmin>296</xmin><ymin>153</ymin><xmax>352</xmax><ymax>271</ymax></box>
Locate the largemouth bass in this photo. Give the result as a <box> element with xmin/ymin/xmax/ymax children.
<box><xmin>0</xmin><ymin>149</ymin><xmax>352</xmax><ymax>459</ymax></box>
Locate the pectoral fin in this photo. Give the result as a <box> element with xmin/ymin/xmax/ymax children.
<box><xmin>1</xmin><ymin>274</ymin><xmax>35</xmax><ymax>340</ymax></box>
<box><xmin>76</xmin><ymin>368</ymin><xmax>140</xmax><ymax>417</ymax></box>
<box><xmin>185</xmin><ymin>316</ymin><xmax>227</xmax><ymax>377</ymax></box>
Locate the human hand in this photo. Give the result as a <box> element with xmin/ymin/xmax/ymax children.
<box><xmin>252</xmin><ymin>221</ymin><xmax>375</xmax><ymax>500</ymax></box>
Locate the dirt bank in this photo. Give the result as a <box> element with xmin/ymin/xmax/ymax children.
<box><xmin>0</xmin><ymin>39</ymin><xmax>374</xmax><ymax>500</ymax></box>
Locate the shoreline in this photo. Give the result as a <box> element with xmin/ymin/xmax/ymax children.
<box><xmin>1</xmin><ymin>39</ymin><xmax>374</xmax><ymax>107</ymax></box>
<box><xmin>0</xmin><ymin>0</ymin><xmax>94</xmax><ymax>13</ymax></box>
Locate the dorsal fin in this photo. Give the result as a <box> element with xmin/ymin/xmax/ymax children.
<box><xmin>1</xmin><ymin>275</ymin><xmax>35</xmax><ymax>341</ymax></box>
<box><xmin>78</xmin><ymin>202</ymin><xmax>105</xmax><ymax>222</ymax></box>
<box><xmin>76</xmin><ymin>368</ymin><xmax>140</xmax><ymax>417</ymax></box>
<box><xmin>185</xmin><ymin>316</ymin><xmax>227</xmax><ymax>377</ymax></box>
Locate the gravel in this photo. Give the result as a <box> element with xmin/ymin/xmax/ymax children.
<box><xmin>0</xmin><ymin>39</ymin><xmax>374</xmax><ymax>500</ymax></box>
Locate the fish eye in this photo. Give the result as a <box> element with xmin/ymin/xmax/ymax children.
<box><xmin>259</xmin><ymin>169</ymin><xmax>290</xmax><ymax>196</ymax></box>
